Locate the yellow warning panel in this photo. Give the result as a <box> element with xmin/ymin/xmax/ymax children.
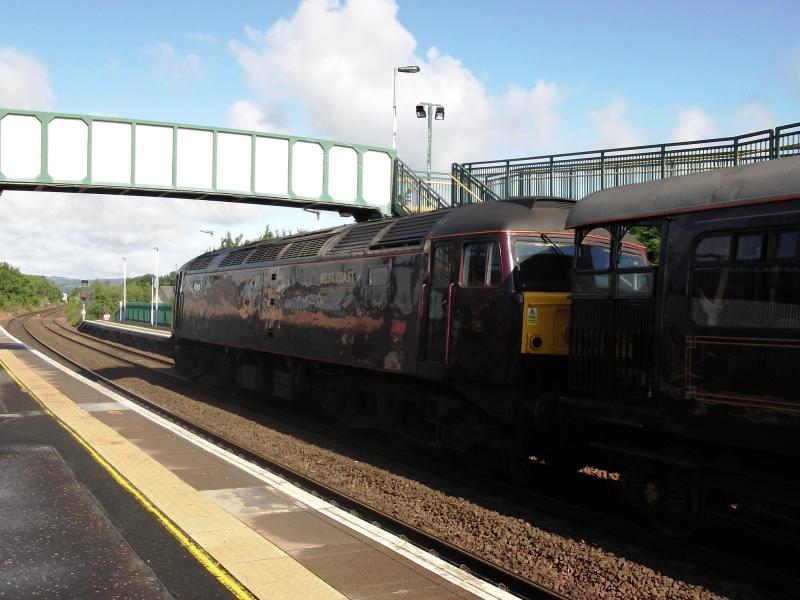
<box><xmin>520</xmin><ymin>291</ymin><xmax>570</xmax><ymax>355</ymax></box>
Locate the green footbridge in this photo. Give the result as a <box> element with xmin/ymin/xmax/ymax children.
<box><xmin>0</xmin><ymin>107</ymin><xmax>797</xmax><ymax>220</ymax></box>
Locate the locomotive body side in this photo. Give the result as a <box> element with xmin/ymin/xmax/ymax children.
<box><xmin>172</xmin><ymin>198</ymin><xmax>576</xmax><ymax>462</ymax></box>
<box><xmin>177</xmin><ymin>250</ymin><xmax>425</xmax><ymax>376</ymax></box>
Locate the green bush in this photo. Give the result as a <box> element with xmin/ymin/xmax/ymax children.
<box><xmin>0</xmin><ymin>262</ymin><xmax>62</xmax><ymax>311</ymax></box>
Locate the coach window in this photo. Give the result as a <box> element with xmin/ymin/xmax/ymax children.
<box><xmin>462</xmin><ymin>242</ymin><xmax>502</xmax><ymax>288</ymax></box>
<box><xmin>615</xmin><ymin>224</ymin><xmax>656</xmax><ymax>296</ymax></box>
<box><xmin>691</xmin><ymin>229</ymin><xmax>800</xmax><ymax>329</ymax></box>
<box><xmin>573</xmin><ymin>228</ymin><xmax>613</xmax><ymax>296</ymax></box>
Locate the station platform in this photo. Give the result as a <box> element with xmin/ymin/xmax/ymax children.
<box><xmin>0</xmin><ymin>326</ymin><xmax>512</xmax><ymax>600</ymax></box>
<box><xmin>79</xmin><ymin>318</ymin><xmax>172</xmax><ymax>353</ymax></box>
<box><xmin>83</xmin><ymin>319</ymin><xmax>172</xmax><ymax>338</ymax></box>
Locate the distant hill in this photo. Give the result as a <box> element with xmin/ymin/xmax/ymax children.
<box><xmin>48</xmin><ymin>276</ymin><xmax>124</xmax><ymax>294</ymax></box>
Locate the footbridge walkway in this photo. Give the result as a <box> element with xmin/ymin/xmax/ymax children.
<box><xmin>1</xmin><ymin>107</ymin><xmax>798</xmax><ymax>220</ymax></box>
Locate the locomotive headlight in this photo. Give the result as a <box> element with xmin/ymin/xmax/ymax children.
<box><xmin>530</xmin><ymin>335</ymin><xmax>543</xmax><ymax>350</ymax></box>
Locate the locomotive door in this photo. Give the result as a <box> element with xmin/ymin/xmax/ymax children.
<box><xmin>423</xmin><ymin>241</ymin><xmax>454</xmax><ymax>366</ymax></box>
<box><xmin>173</xmin><ymin>271</ymin><xmax>184</xmax><ymax>330</ymax></box>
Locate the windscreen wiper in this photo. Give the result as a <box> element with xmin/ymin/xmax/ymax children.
<box><xmin>540</xmin><ymin>233</ymin><xmax>565</xmax><ymax>255</ymax></box>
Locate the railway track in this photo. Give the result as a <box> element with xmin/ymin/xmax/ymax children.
<box><xmin>10</xmin><ymin>308</ymin><xmax>796</xmax><ymax>599</ymax></box>
<box><xmin>54</xmin><ymin>318</ymin><xmax>174</xmax><ymax>365</ymax></box>
<box><xmin>42</xmin><ymin>318</ymin><xmax>180</xmax><ymax>377</ymax></box>
<box><xmin>12</xmin><ymin>309</ymin><xmax>568</xmax><ymax>600</ymax></box>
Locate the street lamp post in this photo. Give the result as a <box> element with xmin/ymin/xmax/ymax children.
<box><xmin>121</xmin><ymin>257</ymin><xmax>127</xmax><ymax>323</ymax></box>
<box><xmin>200</xmin><ymin>229</ymin><xmax>214</xmax><ymax>251</ymax></box>
<box><xmin>150</xmin><ymin>246</ymin><xmax>159</xmax><ymax>326</ymax></box>
<box><xmin>392</xmin><ymin>65</ymin><xmax>420</xmax><ymax>151</ymax></box>
<box><xmin>415</xmin><ymin>102</ymin><xmax>445</xmax><ymax>180</ymax></box>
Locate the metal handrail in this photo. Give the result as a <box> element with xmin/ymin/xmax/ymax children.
<box><xmin>450</xmin><ymin>163</ymin><xmax>501</xmax><ymax>206</ymax></box>
<box><xmin>392</xmin><ymin>159</ymin><xmax>448</xmax><ymax>215</ymax></box>
<box><xmin>453</xmin><ymin>122</ymin><xmax>798</xmax><ymax>203</ymax></box>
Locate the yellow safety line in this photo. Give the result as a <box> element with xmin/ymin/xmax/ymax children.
<box><xmin>0</xmin><ymin>359</ymin><xmax>257</xmax><ymax>600</ymax></box>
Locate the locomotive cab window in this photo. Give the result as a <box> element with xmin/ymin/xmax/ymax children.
<box><xmin>513</xmin><ymin>235</ymin><xmax>573</xmax><ymax>291</ymax></box>
<box><xmin>691</xmin><ymin>228</ymin><xmax>800</xmax><ymax>329</ymax></box>
<box><xmin>462</xmin><ymin>242</ymin><xmax>502</xmax><ymax>288</ymax></box>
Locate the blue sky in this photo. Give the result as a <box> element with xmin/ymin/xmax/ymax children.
<box><xmin>1</xmin><ymin>0</ymin><xmax>799</xmax><ymax>278</ymax></box>
<box><xmin>6</xmin><ymin>0</ymin><xmax>797</xmax><ymax>149</ymax></box>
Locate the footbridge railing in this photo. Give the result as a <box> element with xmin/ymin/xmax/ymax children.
<box><xmin>392</xmin><ymin>159</ymin><xmax>449</xmax><ymax>215</ymax></box>
<box><xmin>0</xmin><ymin>108</ymin><xmax>396</xmax><ymax>220</ymax></box>
<box><xmin>453</xmin><ymin>121</ymin><xmax>800</xmax><ymax>203</ymax></box>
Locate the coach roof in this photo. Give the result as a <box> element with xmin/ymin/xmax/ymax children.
<box><xmin>566</xmin><ymin>155</ymin><xmax>800</xmax><ymax>229</ymax></box>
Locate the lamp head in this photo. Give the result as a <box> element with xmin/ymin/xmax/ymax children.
<box><xmin>416</xmin><ymin>104</ymin><xmax>426</xmax><ymax>119</ymax></box>
<box><xmin>397</xmin><ymin>65</ymin><xmax>420</xmax><ymax>73</ymax></box>
<box><xmin>434</xmin><ymin>106</ymin><xmax>445</xmax><ymax>120</ymax></box>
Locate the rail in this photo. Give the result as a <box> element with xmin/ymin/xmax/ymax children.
<box><xmin>455</xmin><ymin>121</ymin><xmax>800</xmax><ymax>203</ymax></box>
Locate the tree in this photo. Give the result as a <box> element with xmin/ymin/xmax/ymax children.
<box><xmin>215</xmin><ymin>225</ymin><xmax>305</xmax><ymax>250</ymax></box>
<box><xmin>0</xmin><ymin>262</ymin><xmax>62</xmax><ymax>311</ymax></box>
<box><xmin>159</xmin><ymin>271</ymin><xmax>177</xmax><ymax>286</ymax></box>
<box><xmin>218</xmin><ymin>231</ymin><xmax>244</xmax><ymax>249</ymax></box>
<box><xmin>630</xmin><ymin>226</ymin><xmax>661</xmax><ymax>264</ymax></box>
<box><xmin>86</xmin><ymin>280</ymin><xmax>121</xmax><ymax>319</ymax></box>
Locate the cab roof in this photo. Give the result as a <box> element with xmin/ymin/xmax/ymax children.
<box><xmin>566</xmin><ymin>155</ymin><xmax>800</xmax><ymax>229</ymax></box>
<box><xmin>430</xmin><ymin>196</ymin><xmax>575</xmax><ymax>238</ymax></box>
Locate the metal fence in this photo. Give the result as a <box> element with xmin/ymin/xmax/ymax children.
<box><xmin>454</xmin><ymin>121</ymin><xmax>800</xmax><ymax>203</ymax></box>
<box><xmin>114</xmin><ymin>301</ymin><xmax>172</xmax><ymax>327</ymax></box>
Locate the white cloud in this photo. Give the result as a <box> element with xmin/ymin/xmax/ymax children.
<box><xmin>0</xmin><ymin>190</ymin><xmax>351</xmax><ymax>279</ymax></box>
<box><xmin>145</xmin><ymin>42</ymin><xmax>201</xmax><ymax>87</ymax></box>
<box><xmin>227</xmin><ymin>100</ymin><xmax>283</xmax><ymax>133</ymax></box>
<box><xmin>589</xmin><ymin>98</ymin><xmax>643</xmax><ymax>147</ymax></box>
<box><xmin>230</xmin><ymin>0</ymin><xmax>564</xmax><ymax>170</ymax></box>
<box><xmin>186</xmin><ymin>32</ymin><xmax>218</xmax><ymax>45</ymax></box>
<box><xmin>0</xmin><ymin>47</ymin><xmax>54</xmax><ymax>110</ymax></box>
<box><xmin>0</xmin><ymin>41</ymin><xmax>348</xmax><ymax>280</ymax></box>
<box><xmin>735</xmin><ymin>102</ymin><xmax>776</xmax><ymax>132</ymax></box>
<box><xmin>671</xmin><ymin>107</ymin><xmax>716</xmax><ymax>141</ymax></box>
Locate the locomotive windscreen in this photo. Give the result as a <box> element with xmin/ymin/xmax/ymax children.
<box><xmin>513</xmin><ymin>236</ymin><xmax>573</xmax><ymax>292</ymax></box>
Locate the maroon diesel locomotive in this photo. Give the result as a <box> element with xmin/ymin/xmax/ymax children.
<box><xmin>173</xmin><ymin>197</ymin><xmax>585</xmax><ymax>469</ymax></box>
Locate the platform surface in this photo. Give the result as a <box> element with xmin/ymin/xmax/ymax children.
<box><xmin>84</xmin><ymin>318</ymin><xmax>172</xmax><ymax>337</ymax></box>
<box><xmin>0</xmin><ymin>326</ymin><xmax>511</xmax><ymax>600</ymax></box>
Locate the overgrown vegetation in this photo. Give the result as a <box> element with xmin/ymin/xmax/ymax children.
<box><xmin>630</xmin><ymin>226</ymin><xmax>661</xmax><ymax>263</ymax></box>
<box><xmin>216</xmin><ymin>225</ymin><xmax>307</xmax><ymax>249</ymax></box>
<box><xmin>0</xmin><ymin>262</ymin><xmax>62</xmax><ymax>311</ymax></box>
<box><xmin>64</xmin><ymin>272</ymin><xmax>177</xmax><ymax>325</ymax></box>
